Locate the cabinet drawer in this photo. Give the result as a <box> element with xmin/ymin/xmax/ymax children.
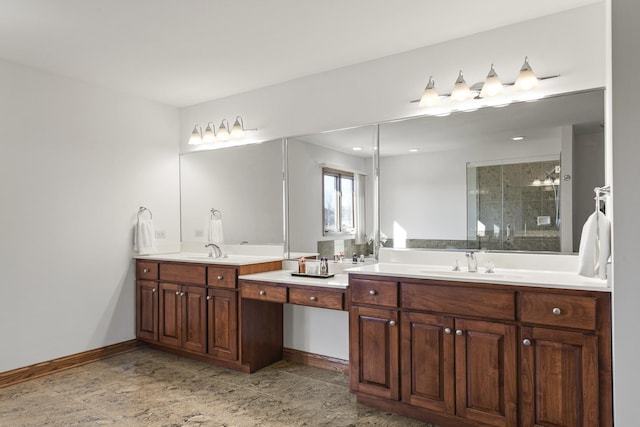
<box><xmin>521</xmin><ymin>292</ymin><xmax>597</xmax><ymax>330</ymax></box>
<box><xmin>136</xmin><ymin>261</ymin><xmax>158</xmax><ymax>280</ymax></box>
<box><xmin>289</xmin><ymin>288</ymin><xmax>344</xmax><ymax>310</ymax></box>
<box><xmin>207</xmin><ymin>267</ymin><xmax>237</xmax><ymax>288</ymax></box>
<box><xmin>240</xmin><ymin>282</ymin><xmax>287</xmax><ymax>303</ymax></box>
<box><xmin>351</xmin><ymin>279</ymin><xmax>398</xmax><ymax>308</ymax></box>
<box><xmin>159</xmin><ymin>263</ymin><xmax>206</xmax><ymax>285</ymax></box>
<box><xmin>401</xmin><ymin>283</ymin><xmax>516</xmax><ymax>321</ymax></box>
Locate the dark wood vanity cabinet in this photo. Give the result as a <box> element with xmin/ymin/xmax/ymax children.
<box><xmin>136</xmin><ymin>279</ymin><xmax>158</xmax><ymax>342</ymax></box>
<box><xmin>206</xmin><ymin>288</ymin><xmax>238</xmax><ymax>361</ymax></box>
<box><xmin>158</xmin><ymin>282</ymin><xmax>207</xmax><ymax>353</ymax></box>
<box><xmin>348</xmin><ymin>274</ymin><xmax>612</xmax><ymax>427</ymax></box>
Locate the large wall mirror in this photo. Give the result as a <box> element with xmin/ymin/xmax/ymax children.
<box><xmin>180</xmin><ymin>139</ymin><xmax>284</xmax><ymax>249</ymax></box>
<box><xmin>287</xmin><ymin>126</ymin><xmax>376</xmax><ymax>259</ymax></box>
<box><xmin>379</xmin><ymin>88</ymin><xmax>604</xmax><ymax>253</ymax></box>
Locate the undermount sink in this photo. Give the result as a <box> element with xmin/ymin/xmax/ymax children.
<box><xmin>419</xmin><ymin>269</ymin><xmax>526</xmax><ymax>281</ymax></box>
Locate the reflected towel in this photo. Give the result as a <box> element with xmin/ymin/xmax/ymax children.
<box><xmin>208</xmin><ymin>217</ymin><xmax>224</xmax><ymax>244</ymax></box>
<box><xmin>577</xmin><ymin>211</ymin><xmax>611</xmax><ymax>279</ymax></box>
<box><xmin>134</xmin><ymin>218</ymin><xmax>157</xmax><ymax>255</ymax></box>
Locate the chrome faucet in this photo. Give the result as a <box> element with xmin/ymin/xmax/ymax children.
<box><xmin>205</xmin><ymin>243</ymin><xmax>222</xmax><ymax>258</ymax></box>
<box><xmin>466</xmin><ymin>252</ymin><xmax>478</xmax><ymax>272</ymax></box>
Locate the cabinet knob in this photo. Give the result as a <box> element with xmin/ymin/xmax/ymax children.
<box><xmin>369</xmin><ymin>290</ymin><xmax>377</xmax><ymax>296</ymax></box>
<box><xmin>180</xmin><ymin>292</ymin><xmax>185</xmax><ymax>297</ymax></box>
<box><xmin>455</xmin><ymin>329</ymin><xmax>463</xmax><ymax>336</ymax></box>
<box><xmin>175</xmin><ymin>291</ymin><xmax>180</xmax><ymax>295</ymax></box>
<box><xmin>389</xmin><ymin>320</ymin><xmax>396</xmax><ymax>326</ymax></box>
<box><xmin>552</xmin><ymin>307</ymin><xmax>562</xmax><ymax>315</ymax></box>
<box><xmin>143</xmin><ymin>268</ymin><xmax>150</xmax><ymax>273</ymax></box>
<box><xmin>152</xmin><ymin>288</ymin><xmax>156</xmax><ymax>293</ymax></box>
<box><xmin>217</xmin><ymin>275</ymin><xmax>224</xmax><ymax>280</ymax></box>
<box><xmin>444</xmin><ymin>328</ymin><xmax>452</xmax><ymax>334</ymax></box>
<box><xmin>259</xmin><ymin>290</ymin><xmax>266</xmax><ymax>296</ymax></box>
<box><xmin>523</xmin><ymin>339</ymin><xmax>532</xmax><ymax>346</ymax></box>
<box><xmin>309</xmin><ymin>296</ymin><xmax>317</xmax><ymax>302</ymax></box>
<box><xmin>206</xmin><ymin>295</ymin><xmax>211</xmax><ymax>300</ymax></box>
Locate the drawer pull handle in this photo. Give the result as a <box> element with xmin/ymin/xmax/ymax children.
<box><xmin>552</xmin><ymin>307</ymin><xmax>562</xmax><ymax>315</ymax></box>
<box><xmin>523</xmin><ymin>339</ymin><xmax>532</xmax><ymax>346</ymax></box>
<box><xmin>259</xmin><ymin>290</ymin><xmax>266</xmax><ymax>296</ymax></box>
<box><xmin>369</xmin><ymin>290</ymin><xmax>377</xmax><ymax>296</ymax></box>
<box><xmin>217</xmin><ymin>275</ymin><xmax>224</xmax><ymax>280</ymax></box>
<box><xmin>444</xmin><ymin>328</ymin><xmax>452</xmax><ymax>334</ymax></box>
<box><xmin>143</xmin><ymin>268</ymin><xmax>150</xmax><ymax>273</ymax></box>
<box><xmin>309</xmin><ymin>296</ymin><xmax>317</xmax><ymax>302</ymax></box>
<box><xmin>456</xmin><ymin>329</ymin><xmax>463</xmax><ymax>336</ymax></box>
<box><xmin>389</xmin><ymin>320</ymin><xmax>396</xmax><ymax>326</ymax></box>
<box><xmin>206</xmin><ymin>295</ymin><xmax>211</xmax><ymax>300</ymax></box>
<box><xmin>152</xmin><ymin>288</ymin><xmax>156</xmax><ymax>293</ymax></box>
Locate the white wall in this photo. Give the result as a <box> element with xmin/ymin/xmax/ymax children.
<box><xmin>0</xmin><ymin>59</ymin><xmax>180</xmax><ymax>372</ymax></box>
<box><xmin>611</xmin><ymin>0</ymin><xmax>640</xmax><ymax>424</ymax></box>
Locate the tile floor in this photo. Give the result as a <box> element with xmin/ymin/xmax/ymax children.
<box><xmin>0</xmin><ymin>348</ymin><xmax>437</xmax><ymax>426</ymax></box>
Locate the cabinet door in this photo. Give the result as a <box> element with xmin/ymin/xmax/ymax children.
<box><xmin>521</xmin><ymin>326</ymin><xmax>599</xmax><ymax>427</ymax></box>
<box><xmin>349</xmin><ymin>306</ymin><xmax>399</xmax><ymax>400</ymax></box>
<box><xmin>159</xmin><ymin>282</ymin><xmax>181</xmax><ymax>348</ymax></box>
<box><xmin>207</xmin><ymin>288</ymin><xmax>238</xmax><ymax>361</ymax></box>
<box><xmin>401</xmin><ymin>312</ymin><xmax>454</xmax><ymax>414</ymax></box>
<box><xmin>136</xmin><ymin>280</ymin><xmax>158</xmax><ymax>342</ymax></box>
<box><xmin>182</xmin><ymin>285</ymin><xmax>207</xmax><ymax>354</ymax></box>
<box><xmin>455</xmin><ymin>318</ymin><xmax>518</xmax><ymax>427</ymax></box>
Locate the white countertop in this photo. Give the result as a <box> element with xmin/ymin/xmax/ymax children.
<box><xmin>239</xmin><ymin>269</ymin><xmax>349</xmax><ymax>290</ymax></box>
<box><xmin>134</xmin><ymin>252</ymin><xmax>284</xmax><ymax>266</ymax></box>
<box><xmin>347</xmin><ymin>263</ymin><xmax>610</xmax><ymax>292</ymax></box>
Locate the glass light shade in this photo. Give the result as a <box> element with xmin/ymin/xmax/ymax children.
<box><xmin>188</xmin><ymin>125</ymin><xmax>202</xmax><ymax>145</ymax></box>
<box><xmin>202</xmin><ymin>123</ymin><xmax>216</xmax><ymax>143</ymax></box>
<box><xmin>515</xmin><ymin>57</ymin><xmax>540</xmax><ymax>91</ymax></box>
<box><xmin>419</xmin><ymin>76</ymin><xmax>440</xmax><ymax>107</ymax></box>
<box><xmin>217</xmin><ymin>120</ymin><xmax>230</xmax><ymax>141</ymax></box>
<box><xmin>479</xmin><ymin>65</ymin><xmax>504</xmax><ymax>98</ymax></box>
<box><xmin>532</xmin><ymin>179</ymin><xmax>541</xmax><ymax>186</ymax></box>
<box><xmin>543</xmin><ymin>177</ymin><xmax>553</xmax><ymax>186</ymax></box>
<box><xmin>230</xmin><ymin>116</ymin><xmax>245</xmax><ymax>138</ymax></box>
<box><xmin>450</xmin><ymin>70</ymin><xmax>472</xmax><ymax>102</ymax></box>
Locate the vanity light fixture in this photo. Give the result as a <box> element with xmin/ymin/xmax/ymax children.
<box><xmin>230</xmin><ymin>116</ymin><xmax>246</xmax><ymax>138</ymax></box>
<box><xmin>450</xmin><ymin>70</ymin><xmax>472</xmax><ymax>102</ymax></box>
<box><xmin>479</xmin><ymin>64</ymin><xmax>504</xmax><ymax>98</ymax></box>
<box><xmin>202</xmin><ymin>122</ymin><xmax>217</xmax><ymax>143</ymax></box>
<box><xmin>188</xmin><ymin>125</ymin><xmax>203</xmax><ymax>145</ymax></box>
<box><xmin>217</xmin><ymin>119</ymin><xmax>231</xmax><ymax>141</ymax></box>
<box><xmin>515</xmin><ymin>56</ymin><xmax>540</xmax><ymax>91</ymax></box>
<box><xmin>352</xmin><ymin>146</ymin><xmax>363</xmax><ymax>151</ymax></box>
<box><xmin>419</xmin><ymin>76</ymin><xmax>440</xmax><ymax>107</ymax></box>
<box><xmin>409</xmin><ymin>148</ymin><xmax>419</xmax><ymax>152</ymax></box>
<box><xmin>511</xmin><ymin>136</ymin><xmax>525</xmax><ymax>141</ymax></box>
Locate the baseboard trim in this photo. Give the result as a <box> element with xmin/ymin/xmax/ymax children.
<box><xmin>282</xmin><ymin>347</ymin><xmax>349</xmax><ymax>374</ymax></box>
<box><xmin>0</xmin><ymin>340</ymin><xmax>140</xmax><ymax>388</ymax></box>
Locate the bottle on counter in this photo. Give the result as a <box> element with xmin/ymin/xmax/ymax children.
<box><xmin>298</xmin><ymin>257</ymin><xmax>306</xmax><ymax>274</ymax></box>
<box><xmin>320</xmin><ymin>257</ymin><xmax>328</xmax><ymax>275</ymax></box>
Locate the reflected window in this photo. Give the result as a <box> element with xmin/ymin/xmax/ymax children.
<box><xmin>323</xmin><ymin>168</ymin><xmax>354</xmax><ymax>234</ymax></box>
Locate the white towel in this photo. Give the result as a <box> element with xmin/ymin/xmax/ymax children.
<box><xmin>208</xmin><ymin>217</ymin><xmax>224</xmax><ymax>244</ymax></box>
<box><xmin>577</xmin><ymin>211</ymin><xmax>611</xmax><ymax>279</ymax></box>
<box><xmin>134</xmin><ymin>218</ymin><xmax>157</xmax><ymax>255</ymax></box>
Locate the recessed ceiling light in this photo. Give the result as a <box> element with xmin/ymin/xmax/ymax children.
<box><xmin>352</xmin><ymin>146</ymin><xmax>363</xmax><ymax>151</ymax></box>
<box><xmin>511</xmin><ymin>136</ymin><xmax>525</xmax><ymax>141</ymax></box>
<box><xmin>409</xmin><ymin>148</ymin><xmax>419</xmax><ymax>152</ymax></box>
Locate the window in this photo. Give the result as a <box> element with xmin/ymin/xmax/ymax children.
<box><xmin>323</xmin><ymin>168</ymin><xmax>354</xmax><ymax>234</ymax></box>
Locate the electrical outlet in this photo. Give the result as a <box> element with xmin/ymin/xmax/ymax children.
<box><xmin>155</xmin><ymin>230</ymin><xmax>166</xmax><ymax>239</ymax></box>
<box><xmin>195</xmin><ymin>230</ymin><xmax>204</xmax><ymax>238</ymax></box>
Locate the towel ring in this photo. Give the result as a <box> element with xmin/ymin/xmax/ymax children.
<box><xmin>138</xmin><ymin>206</ymin><xmax>153</xmax><ymax>220</ymax></box>
<box><xmin>210</xmin><ymin>208</ymin><xmax>222</xmax><ymax>219</ymax></box>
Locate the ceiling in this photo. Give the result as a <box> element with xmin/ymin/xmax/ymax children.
<box><xmin>0</xmin><ymin>0</ymin><xmax>601</xmax><ymax>107</ymax></box>
<box><xmin>293</xmin><ymin>89</ymin><xmax>605</xmax><ymax>157</ymax></box>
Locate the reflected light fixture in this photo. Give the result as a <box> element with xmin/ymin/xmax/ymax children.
<box><xmin>230</xmin><ymin>116</ymin><xmax>246</xmax><ymax>138</ymax></box>
<box><xmin>409</xmin><ymin>148</ymin><xmax>419</xmax><ymax>152</ymax></box>
<box><xmin>450</xmin><ymin>70</ymin><xmax>472</xmax><ymax>102</ymax></box>
<box><xmin>419</xmin><ymin>76</ymin><xmax>440</xmax><ymax>107</ymax></box>
<box><xmin>479</xmin><ymin>64</ymin><xmax>504</xmax><ymax>98</ymax></box>
<box><xmin>188</xmin><ymin>125</ymin><xmax>203</xmax><ymax>145</ymax></box>
<box><xmin>352</xmin><ymin>146</ymin><xmax>363</xmax><ymax>151</ymax></box>
<box><xmin>202</xmin><ymin>122</ymin><xmax>217</xmax><ymax>143</ymax></box>
<box><xmin>515</xmin><ymin>56</ymin><xmax>540</xmax><ymax>91</ymax></box>
<box><xmin>511</xmin><ymin>136</ymin><xmax>525</xmax><ymax>141</ymax></box>
<box><xmin>217</xmin><ymin>119</ymin><xmax>230</xmax><ymax>141</ymax></box>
